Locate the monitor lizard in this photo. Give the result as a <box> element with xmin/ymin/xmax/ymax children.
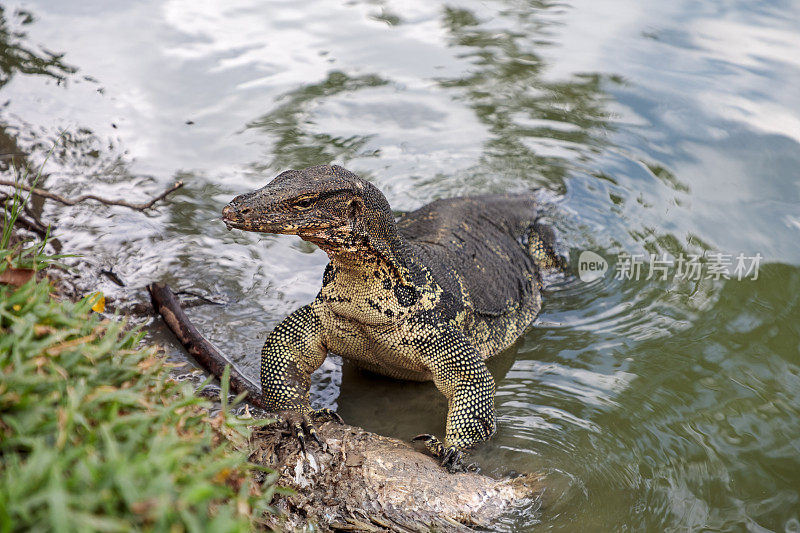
<box><xmin>221</xmin><ymin>165</ymin><xmax>563</xmax><ymax>472</ymax></box>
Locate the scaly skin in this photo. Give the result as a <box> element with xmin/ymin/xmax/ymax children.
<box><xmin>221</xmin><ymin>165</ymin><xmax>562</xmax><ymax>472</ymax></box>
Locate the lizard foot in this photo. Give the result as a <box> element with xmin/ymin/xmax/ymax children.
<box><xmin>412</xmin><ymin>434</ymin><xmax>478</xmax><ymax>473</ymax></box>
<box><xmin>279</xmin><ymin>408</ymin><xmax>345</xmax><ymax>454</ymax></box>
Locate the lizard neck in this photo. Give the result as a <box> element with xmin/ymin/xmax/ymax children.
<box><xmin>320</xmin><ymin>246</ymin><xmax>419</xmax><ymax>325</ymax></box>
<box><xmin>316</xmin><ymin>217</ymin><xmax>432</xmax><ymax>324</ymax></box>
<box><xmin>308</xmin><ymin>191</ymin><xmax>424</xmax><ymax>287</ymax></box>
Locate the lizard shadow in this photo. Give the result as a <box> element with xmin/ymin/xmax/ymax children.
<box><xmin>333</xmin><ymin>341</ymin><xmax>521</xmax><ymax>443</ymax></box>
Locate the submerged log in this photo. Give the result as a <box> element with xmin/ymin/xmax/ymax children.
<box><xmin>148</xmin><ymin>282</ymin><xmax>543</xmax><ymax>531</ymax></box>
<box><xmin>250</xmin><ymin>420</ymin><xmax>542</xmax><ymax>531</ymax></box>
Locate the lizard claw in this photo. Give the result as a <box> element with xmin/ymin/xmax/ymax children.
<box><xmin>280</xmin><ymin>410</ymin><xmax>318</xmax><ymax>453</ymax></box>
<box><xmin>292</xmin><ymin>421</ymin><xmax>307</xmax><ymax>453</ymax></box>
<box><xmin>413</xmin><ymin>434</ymin><xmax>478</xmax><ymax>473</ymax></box>
<box><xmin>280</xmin><ymin>409</ymin><xmax>342</xmax><ymax>454</ymax></box>
<box><xmin>312</xmin><ymin>408</ymin><xmax>344</xmax><ymax>424</ymax></box>
<box><xmin>307</xmin><ymin>425</ymin><xmax>328</xmax><ymax>453</ymax></box>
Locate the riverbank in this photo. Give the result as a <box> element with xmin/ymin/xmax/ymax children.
<box><xmin>0</xmin><ymin>201</ymin><xmax>278</xmax><ymax>531</ymax></box>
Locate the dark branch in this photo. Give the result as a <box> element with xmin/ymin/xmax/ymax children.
<box><xmin>147</xmin><ymin>282</ymin><xmax>267</xmax><ymax>409</ymax></box>
<box><xmin>0</xmin><ymin>180</ymin><xmax>184</xmax><ymax>210</ymax></box>
<box><xmin>13</xmin><ymin>212</ymin><xmax>49</xmax><ymax>238</ymax></box>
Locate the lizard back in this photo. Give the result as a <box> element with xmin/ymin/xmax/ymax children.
<box><xmin>397</xmin><ymin>194</ymin><xmax>543</xmax><ymax>357</ymax></box>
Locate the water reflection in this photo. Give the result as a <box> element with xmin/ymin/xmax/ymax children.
<box><xmin>0</xmin><ymin>6</ymin><xmax>75</xmax><ymax>89</ymax></box>
<box><xmin>596</xmin><ymin>264</ymin><xmax>800</xmax><ymax>531</ymax></box>
<box><xmin>434</xmin><ymin>5</ymin><xmax>616</xmax><ymax>193</ymax></box>
<box><xmin>246</xmin><ymin>71</ymin><xmax>387</xmax><ymax>172</ymax></box>
<box><xmin>0</xmin><ymin>6</ymin><xmax>72</xmax><ymax>180</ymax></box>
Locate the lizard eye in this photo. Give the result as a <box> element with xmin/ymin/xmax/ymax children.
<box><xmin>295</xmin><ymin>197</ymin><xmax>315</xmax><ymax>209</ymax></box>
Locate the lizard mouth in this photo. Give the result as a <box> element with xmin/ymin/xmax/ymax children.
<box><xmin>222</xmin><ymin>216</ymin><xmax>236</xmax><ymax>231</ymax></box>
<box><xmin>221</xmin><ymin>208</ymin><xmax>302</xmax><ymax>235</ymax></box>
<box><xmin>222</xmin><ymin>215</ymin><xmax>284</xmax><ymax>234</ymax></box>
<box><xmin>221</xmin><ymin>216</ymin><xmax>250</xmax><ymax>232</ymax></box>
<box><xmin>221</xmin><ymin>203</ymin><xmax>345</xmax><ymax>237</ymax></box>
<box><xmin>221</xmin><ymin>211</ymin><xmax>251</xmax><ymax>231</ymax></box>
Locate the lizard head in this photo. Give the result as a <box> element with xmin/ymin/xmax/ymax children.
<box><xmin>222</xmin><ymin>165</ymin><xmax>396</xmax><ymax>254</ymax></box>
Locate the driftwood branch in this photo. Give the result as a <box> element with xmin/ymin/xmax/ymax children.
<box><xmin>0</xmin><ymin>180</ymin><xmax>183</xmax><ymax>210</ymax></box>
<box><xmin>147</xmin><ymin>281</ymin><xmax>544</xmax><ymax>531</ymax></box>
<box><xmin>147</xmin><ymin>282</ymin><xmax>266</xmax><ymax>409</ymax></box>
<box><xmin>16</xmin><ymin>213</ymin><xmax>48</xmax><ymax>238</ymax></box>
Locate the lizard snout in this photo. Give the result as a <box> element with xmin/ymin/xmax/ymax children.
<box><xmin>221</xmin><ymin>203</ymin><xmax>251</xmax><ymax>220</ymax></box>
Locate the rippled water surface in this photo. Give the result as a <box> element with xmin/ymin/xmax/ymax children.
<box><xmin>2</xmin><ymin>1</ymin><xmax>799</xmax><ymax>530</ymax></box>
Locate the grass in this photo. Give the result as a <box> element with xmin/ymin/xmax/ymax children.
<box><xmin>1</xmin><ymin>150</ymin><xmax>65</xmax><ymax>273</ymax></box>
<box><xmin>1</xmin><ymin>166</ymin><xmax>278</xmax><ymax>531</ymax></box>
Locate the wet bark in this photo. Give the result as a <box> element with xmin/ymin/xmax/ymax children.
<box><xmin>148</xmin><ymin>282</ymin><xmax>543</xmax><ymax>531</ymax></box>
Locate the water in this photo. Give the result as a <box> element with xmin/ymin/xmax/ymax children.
<box><xmin>2</xmin><ymin>1</ymin><xmax>799</xmax><ymax>530</ymax></box>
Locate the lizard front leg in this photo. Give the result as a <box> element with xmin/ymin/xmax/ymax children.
<box><xmin>260</xmin><ymin>303</ymin><xmax>340</xmax><ymax>450</ymax></box>
<box><xmin>410</xmin><ymin>316</ymin><xmax>497</xmax><ymax>472</ymax></box>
